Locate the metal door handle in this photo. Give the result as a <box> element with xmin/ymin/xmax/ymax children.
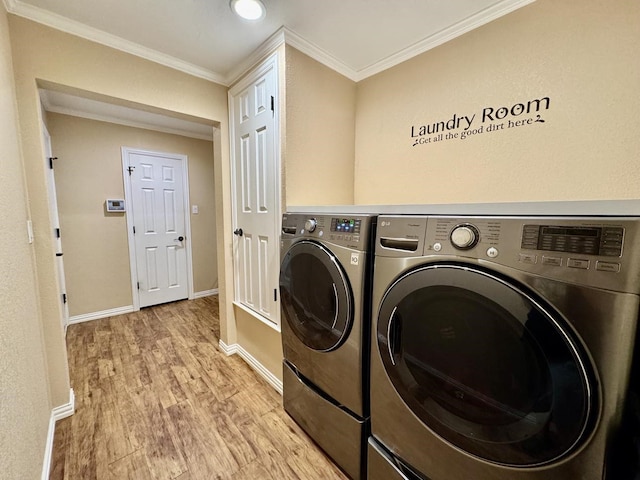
<box><xmin>234</xmin><ymin>228</ymin><xmax>243</xmax><ymax>237</ymax></box>
<box><xmin>387</xmin><ymin>307</ymin><xmax>401</xmax><ymax>366</ymax></box>
<box><xmin>174</xmin><ymin>236</ymin><xmax>184</xmax><ymax>242</ymax></box>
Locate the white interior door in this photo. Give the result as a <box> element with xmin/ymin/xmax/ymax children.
<box><xmin>124</xmin><ymin>149</ymin><xmax>191</xmax><ymax>308</ymax></box>
<box><xmin>42</xmin><ymin>122</ymin><xmax>69</xmax><ymax>331</ymax></box>
<box><xmin>230</xmin><ymin>53</ymin><xmax>280</xmax><ymax>327</ymax></box>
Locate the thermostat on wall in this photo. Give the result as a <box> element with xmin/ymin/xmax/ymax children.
<box><xmin>106</xmin><ymin>199</ymin><xmax>126</xmax><ymax>212</ymax></box>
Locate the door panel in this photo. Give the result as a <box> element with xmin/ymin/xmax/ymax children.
<box><xmin>231</xmin><ymin>55</ymin><xmax>279</xmax><ymax>326</ymax></box>
<box><xmin>376</xmin><ymin>263</ymin><xmax>597</xmax><ymax>467</ymax></box>
<box><xmin>42</xmin><ymin>123</ymin><xmax>69</xmax><ymax>330</ymax></box>
<box><xmin>129</xmin><ymin>152</ymin><xmax>189</xmax><ymax>308</ymax></box>
<box><xmin>279</xmin><ymin>241</ymin><xmax>353</xmax><ymax>352</ymax></box>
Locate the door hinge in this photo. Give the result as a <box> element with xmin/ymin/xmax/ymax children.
<box><xmin>133</xmin><ymin>226</ymin><xmax>136</xmax><ymax>234</ymax></box>
<box><xmin>137</xmin><ymin>282</ymin><xmax>140</xmax><ymax>290</ymax></box>
<box><xmin>62</xmin><ymin>293</ymin><xmax>67</xmax><ymax>304</ymax></box>
<box><xmin>49</xmin><ymin>156</ymin><xmax>58</xmax><ymax>169</ymax></box>
<box><xmin>127</xmin><ymin>165</ymin><xmax>135</xmax><ymax>176</ymax></box>
<box><xmin>270</xmin><ymin>95</ymin><xmax>275</xmax><ymax>113</ymax></box>
<box><xmin>274</xmin><ymin>288</ymin><xmax>277</xmax><ymax>302</ymax></box>
<box><xmin>55</xmin><ymin>228</ymin><xmax>60</xmax><ymax>238</ymax></box>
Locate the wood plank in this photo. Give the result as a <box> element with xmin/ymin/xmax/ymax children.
<box><xmin>108</xmin><ymin>449</ymin><xmax>154</xmax><ymax>480</ymax></box>
<box><xmin>165</xmin><ymin>400</ymin><xmax>239</xmax><ymax>479</ymax></box>
<box><xmin>51</xmin><ymin>297</ymin><xmax>347</xmax><ymax>479</ymax></box>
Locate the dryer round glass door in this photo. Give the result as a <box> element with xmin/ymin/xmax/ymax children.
<box><xmin>280</xmin><ymin>240</ymin><xmax>353</xmax><ymax>351</ymax></box>
<box><xmin>376</xmin><ymin>263</ymin><xmax>597</xmax><ymax>467</ymax></box>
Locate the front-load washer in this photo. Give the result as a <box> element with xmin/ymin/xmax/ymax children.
<box><xmin>368</xmin><ymin>214</ymin><xmax>640</xmax><ymax>480</ymax></box>
<box><xmin>279</xmin><ymin>213</ymin><xmax>376</xmax><ymax>480</ymax></box>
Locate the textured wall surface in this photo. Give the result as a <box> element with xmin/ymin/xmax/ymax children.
<box><xmin>8</xmin><ymin>14</ymin><xmax>230</xmax><ymax>405</ymax></box>
<box><xmin>48</xmin><ymin>113</ymin><xmax>217</xmax><ymax>317</ymax></box>
<box><xmin>285</xmin><ymin>45</ymin><xmax>357</xmax><ymax>207</ymax></box>
<box><xmin>354</xmin><ymin>0</ymin><xmax>640</xmax><ymax>205</ymax></box>
<box><xmin>0</xmin><ymin>5</ymin><xmax>52</xmax><ymax>479</ymax></box>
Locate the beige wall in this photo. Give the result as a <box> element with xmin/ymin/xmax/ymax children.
<box><xmin>354</xmin><ymin>0</ymin><xmax>640</xmax><ymax>205</ymax></box>
<box><xmin>8</xmin><ymin>14</ymin><xmax>232</xmax><ymax>407</ymax></box>
<box><xmin>284</xmin><ymin>46</ymin><xmax>356</xmax><ymax>207</ymax></box>
<box><xmin>0</xmin><ymin>6</ymin><xmax>52</xmax><ymax>479</ymax></box>
<box><xmin>234</xmin><ymin>306</ymin><xmax>283</xmax><ymax>380</ymax></box>
<box><xmin>228</xmin><ymin>45</ymin><xmax>358</xmax><ymax>384</ymax></box>
<box><xmin>47</xmin><ymin>113</ymin><xmax>217</xmax><ymax>317</ymax></box>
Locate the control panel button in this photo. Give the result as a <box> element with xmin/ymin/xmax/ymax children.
<box><xmin>450</xmin><ymin>224</ymin><xmax>479</xmax><ymax>250</ymax></box>
<box><xmin>433</xmin><ymin>242</ymin><xmax>442</xmax><ymax>252</ymax></box>
<box><xmin>305</xmin><ymin>218</ymin><xmax>317</xmax><ymax>232</ymax></box>
<box><xmin>486</xmin><ymin>247</ymin><xmax>499</xmax><ymax>258</ymax></box>
<box><xmin>542</xmin><ymin>256</ymin><xmax>563</xmax><ymax>267</ymax></box>
<box><xmin>567</xmin><ymin>258</ymin><xmax>590</xmax><ymax>270</ymax></box>
<box><xmin>596</xmin><ymin>261</ymin><xmax>621</xmax><ymax>273</ymax></box>
<box><xmin>519</xmin><ymin>253</ymin><xmax>537</xmax><ymax>265</ymax></box>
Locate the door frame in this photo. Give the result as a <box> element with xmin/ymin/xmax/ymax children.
<box><xmin>121</xmin><ymin>147</ymin><xmax>194</xmax><ymax>311</ymax></box>
<box><xmin>228</xmin><ymin>51</ymin><xmax>282</xmax><ymax>329</ymax></box>
<box><xmin>41</xmin><ymin>121</ymin><xmax>70</xmax><ymax>331</ymax></box>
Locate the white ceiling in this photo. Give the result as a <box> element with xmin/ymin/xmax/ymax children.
<box><xmin>5</xmin><ymin>0</ymin><xmax>533</xmax><ymax>85</ymax></box>
<box><xmin>7</xmin><ymin>0</ymin><xmax>533</xmax><ymax>140</ymax></box>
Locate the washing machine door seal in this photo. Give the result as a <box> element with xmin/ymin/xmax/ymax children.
<box><xmin>377</xmin><ymin>263</ymin><xmax>597</xmax><ymax>467</ymax></box>
<box><xmin>280</xmin><ymin>240</ymin><xmax>353</xmax><ymax>352</ymax></box>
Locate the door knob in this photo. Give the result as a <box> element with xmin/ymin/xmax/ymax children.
<box><xmin>234</xmin><ymin>228</ymin><xmax>243</xmax><ymax>237</ymax></box>
<box><xmin>174</xmin><ymin>236</ymin><xmax>185</xmax><ymax>242</ymax></box>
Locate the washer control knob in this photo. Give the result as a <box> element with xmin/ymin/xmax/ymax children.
<box><xmin>304</xmin><ymin>218</ymin><xmax>317</xmax><ymax>232</ymax></box>
<box><xmin>450</xmin><ymin>225</ymin><xmax>479</xmax><ymax>250</ymax></box>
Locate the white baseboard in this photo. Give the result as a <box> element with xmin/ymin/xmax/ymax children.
<box><xmin>42</xmin><ymin>388</ymin><xmax>75</xmax><ymax>480</ymax></box>
<box><xmin>68</xmin><ymin>305</ymin><xmax>134</xmax><ymax>325</ymax></box>
<box><xmin>218</xmin><ymin>339</ymin><xmax>238</xmax><ymax>356</ymax></box>
<box><xmin>194</xmin><ymin>289</ymin><xmax>219</xmax><ymax>298</ymax></box>
<box><xmin>219</xmin><ymin>340</ymin><xmax>283</xmax><ymax>395</ymax></box>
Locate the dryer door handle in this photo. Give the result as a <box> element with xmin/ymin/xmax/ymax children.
<box><xmin>380</xmin><ymin>237</ymin><xmax>419</xmax><ymax>252</ymax></box>
<box><xmin>387</xmin><ymin>306</ymin><xmax>402</xmax><ymax>366</ymax></box>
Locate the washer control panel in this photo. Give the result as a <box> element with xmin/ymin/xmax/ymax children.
<box><xmin>521</xmin><ymin>224</ymin><xmax>623</xmax><ymax>257</ymax></box>
<box><xmin>376</xmin><ymin>214</ymin><xmax>640</xmax><ymax>294</ymax></box>
<box><xmin>282</xmin><ymin>213</ymin><xmax>374</xmax><ymax>252</ymax></box>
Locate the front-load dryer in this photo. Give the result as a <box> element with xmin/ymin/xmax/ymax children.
<box><xmin>280</xmin><ymin>213</ymin><xmax>376</xmax><ymax>480</ymax></box>
<box><xmin>369</xmin><ymin>214</ymin><xmax>640</xmax><ymax>480</ymax></box>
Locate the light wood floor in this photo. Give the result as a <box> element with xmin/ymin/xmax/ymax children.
<box><xmin>50</xmin><ymin>296</ymin><xmax>348</xmax><ymax>479</ymax></box>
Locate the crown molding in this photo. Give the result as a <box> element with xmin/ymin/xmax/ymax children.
<box><xmin>6</xmin><ymin>0</ymin><xmax>535</xmax><ymax>87</ymax></box>
<box><xmin>225</xmin><ymin>27</ymin><xmax>286</xmax><ymax>86</ymax></box>
<box><xmin>40</xmin><ymin>89</ymin><xmax>214</xmax><ymax>140</ymax></box>
<box><xmin>225</xmin><ymin>26</ymin><xmax>358</xmax><ymax>86</ymax></box>
<box><xmin>6</xmin><ymin>0</ymin><xmax>228</xmax><ymax>85</ymax></box>
<box><xmin>46</xmin><ymin>104</ymin><xmax>214</xmax><ymax>141</ymax></box>
<box><xmin>227</xmin><ymin>0</ymin><xmax>534</xmax><ymax>84</ymax></box>
<box><xmin>281</xmin><ymin>27</ymin><xmax>357</xmax><ymax>81</ymax></box>
<box><xmin>354</xmin><ymin>0</ymin><xmax>536</xmax><ymax>81</ymax></box>
<box><xmin>2</xmin><ymin>0</ymin><xmax>16</xmax><ymax>12</ymax></box>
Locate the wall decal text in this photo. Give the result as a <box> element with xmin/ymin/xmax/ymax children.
<box><xmin>411</xmin><ymin>96</ymin><xmax>550</xmax><ymax>147</ymax></box>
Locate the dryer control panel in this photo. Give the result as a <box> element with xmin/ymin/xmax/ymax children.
<box><xmin>376</xmin><ymin>215</ymin><xmax>640</xmax><ymax>294</ymax></box>
<box><xmin>282</xmin><ymin>213</ymin><xmax>375</xmax><ymax>252</ymax></box>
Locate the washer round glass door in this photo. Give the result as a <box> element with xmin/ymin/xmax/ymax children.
<box><xmin>377</xmin><ymin>263</ymin><xmax>597</xmax><ymax>467</ymax></box>
<box><xmin>280</xmin><ymin>240</ymin><xmax>353</xmax><ymax>351</ymax></box>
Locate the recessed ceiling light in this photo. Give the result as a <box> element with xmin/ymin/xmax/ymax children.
<box><xmin>230</xmin><ymin>0</ymin><xmax>266</xmax><ymax>21</ymax></box>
